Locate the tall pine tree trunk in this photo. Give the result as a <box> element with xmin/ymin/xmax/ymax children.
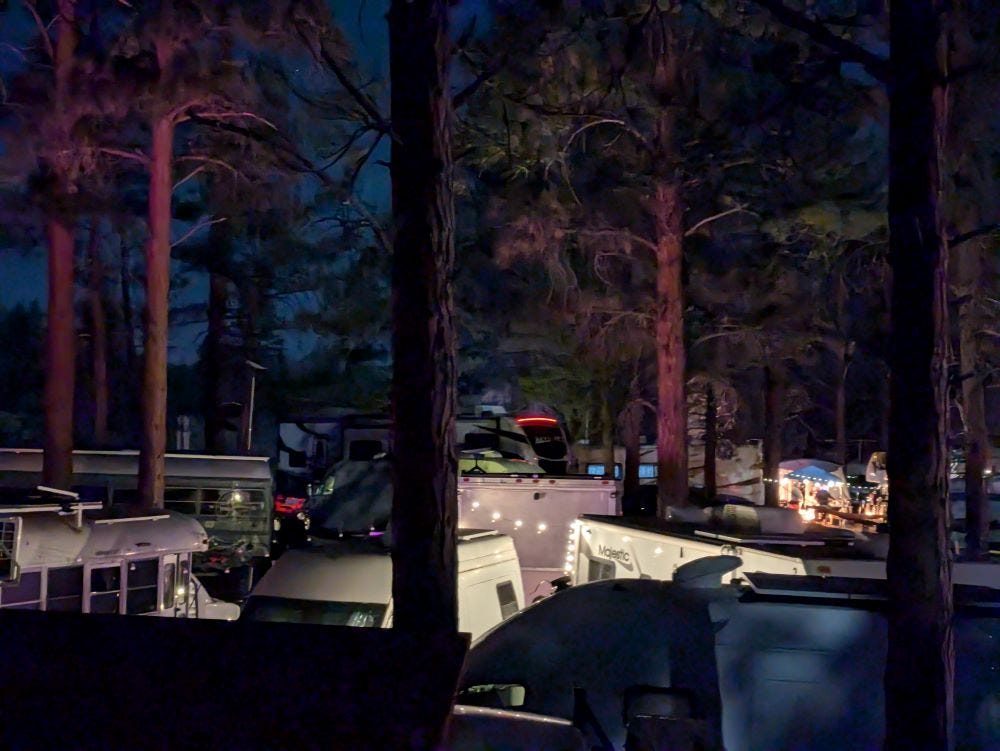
<box><xmin>623</xmin><ymin>398</ymin><xmax>642</xmax><ymax>503</ymax></box>
<box><xmin>600</xmin><ymin>395</ymin><xmax>615</xmax><ymax>481</ymax></box>
<box><xmin>204</xmin><ymin>272</ymin><xmax>227</xmax><ymax>453</ymax></box>
<box><xmin>833</xmin><ymin>342</ymin><xmax>848</xmax><ymax>466</ymax></box>
<box><xmin>884</xmin><ymin>1</ymin><xmax>953</xmax><ymax>747</ymax></box>
<box><xmin>704</xmin><ymin>382</ymin><xmax>717</xmax><ymax>502</ymax></box>
<box><xmin>42</xmin><ymin>0</ymin><xmax>78</xmax><ymax>490</ymax></box>
<box><xmin>137</xmin><ymin>116</ymin><xmax>175</xmax><ymax>510</ymax></box>
<box><xmin>88</xmin><ymin>221</ymin><xmax>109</xmax><ymax>446</ymax></box>
<box><xmin>388</xmin><ymin>0</ymin><xmax>458</xmax><ymax>641</ymax></box>
<box><xmin>956</xmin><ymin>236</ymin><xmax>988</xmax><ymax>559</ymax></box>
<box><xmin>43</xmin><ymin>219</ymin><xmax>76</xmax><ymax>488</ymax></box>
<box><xmin>653</xmin><ymin>179</ymin><xmax>687</xmax><ymax>511</ymax></box>
<box><xmin>763</xmin><ymin>365</ymin><xmax>784</xmax><ymax>508</ymax></box>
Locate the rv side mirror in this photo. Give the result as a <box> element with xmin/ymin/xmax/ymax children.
<box><xmin>457</xmin><ymin>683</ymin><xmax>526</xmax><ymax>710</ymax></box>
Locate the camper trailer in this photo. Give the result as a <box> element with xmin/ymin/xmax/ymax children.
<box><xmin>0</xmin><ymin>449</ymin><xmax>273</xmax><ymax>598</ymax></box>
<box><xmin>0</xmin><ymin>498</ymin><xmax>239</xmax><ymax>619</ymax></box>
<box><xmin>242</xmin><ymin>529</ymin><xmax>524</xmax><ymax>640</ymax></box>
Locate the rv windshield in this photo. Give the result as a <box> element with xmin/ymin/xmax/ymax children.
<box><xmin>242</xmin><ymin>595</ymin><xmax>386</xmax><ymax>627</ymax></box>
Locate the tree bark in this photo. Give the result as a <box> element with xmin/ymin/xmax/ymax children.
<box><xmin>763</xmin><ymin>365</ymin><xmax>784</xmax><ymax>508</ymax></box>
<box><xmin>833</xmin><ymin>273</ymin><xmax>849</xmax><ymax>467</ymax></box>
<box><xmin>203</xmin><ymin>272</ymin><xmax>227</xmax><ymax>453</ymax></box>
<box><xmin>957</xmin><ymin>239</ymin><xmax>989</xmax><ymax>560</ymax></box>
<box><xmin>653</xmin><ymin>180</ymin><xmax>688</xmax><ymax>511</ymax></box>
<box><xmin>137</xmin><ymin>116</ymin><xmax>175</xmax><ymax>510</ymax></box>
<box><xmin>704</xmin><ymin>382</ymin><xmax>717</xmax><ymax>502</ymax></box>
<box><xmin>600</xmin><ymin>395</ymin><xmax>615</xmax><ymax>481</ymax></box>
<box><xmin>884</xmin><ymin>1</ymin><xmax>954</xmax><ymax>748</ymax></box>
<box><xmin>88</xmin><ymin>221</ymin><xmax>109</xmax><ymax>446</ymax></box>
<box><xmin>388</xmin><ymin>0</ymin><xmax>458</xmax><ymax>645</ymax></box>
<box><xmin>43</xmin><ymin>218</ymin><xmax>76</xmax><ymax>489</ymax></box>
<box><xmin>42</xmin><ymin>0</ymin><xmax>78</xmax><ymax>490</ymax></box>
<box><xmin>623</xmin><ymin>399</ymin><xmax>642</xmax><ymax>502</ymax></box>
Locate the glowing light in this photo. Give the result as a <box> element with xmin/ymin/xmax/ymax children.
<box><xmin>516</xmin><ymin>416</ymin><xmax>559</xmax><ymax>425</ymax></box>
<box><xmin>491</xmin><ymin>511</ymin><xmax>501</xmax><ymax>521</ymax></box>
<box><xmin>471</xmin><ymin>501</ymin><xmax>480</xmax><ymax>510</ymax></box>
<box><xmin>537</xmin><ymin>522</ymin><xmax>548</xmax><ymax>532</ymax></box>
<box><xmin>565</xmin><ymin>552</ymin><xmax>575</xmax><ymax>562</ymax></box>
<box><xmin>654</xmin><ymin>547</ymin><xmax>663</xmax><ymax>556</ymax></box>
<box><xmin>622</xmin><ymin>536</ymin><xmax>632</xmax><ymax>543</ymax></box>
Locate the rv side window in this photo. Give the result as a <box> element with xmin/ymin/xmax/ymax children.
<box><xmin>47</xmin><ymin>566</ymin><xmax>84</xmax><ymax>612</ymax></box>
<box><xmin>496</xmin><ymin>581</ymin><xmax>519</xmax><ymax>620</ymax></box>
<box><xmin>0</xmin><ymin>570</ymin><xmax>41</xmax><ymax>609</ymax></box>
<box><xmin>161</xmin><ymin>561</ymin><xmax>176</xmax><ymax>610</ymax></box>
<box><xmin>163</xmin><ymin>487</ymin><xmax>200</xmax><ymax>515</ymax></box>
<box><xmin>587</xmin><ymin>557</ymin><xmax>615</xmax><ymax>582</ymax></box>
<box><xmin>125</xmin><ymin>559</ymin><xmax>159</xmax><ymax>615</ymax></box>
<box><xmin>90</xmin><ymin>566</ymin><xmax>122</xmax><ymax>614</ymax></box>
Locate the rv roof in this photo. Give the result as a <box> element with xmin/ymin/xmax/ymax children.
<box><xmin>0</xmin><ymin>449</ymin><xmax>272</xmax><ymax>482</ymax></box>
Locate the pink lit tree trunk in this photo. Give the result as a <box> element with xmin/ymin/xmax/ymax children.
<box><xmin>42</xmin><ymin>0</ymin><xmax>78</xmax><ymax>489</ymax></box>
<box><xmin>88</xmin><ymin>222</ymin><xmax>109</xmax><ymax>446</ymax></box>
<box><xmin>388</xmin><ymin>0</ymin><xmax>459</xmax><ymax>644</ymax></box>
<box><xmin>136</xmin><ymin>116</ymin><xmax>175</xmax><ymax>509</ymax></box>
<box><xmin>653</xmin><ymin>179</ymin><xmax>688</xmax><ymax>512</ymax></box>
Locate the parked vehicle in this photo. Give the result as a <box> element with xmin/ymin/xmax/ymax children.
<box><xmin>568</xmin><ymin>508</ymin><xmax>1000</xmax><ymax>591</ymax></box>
<box><xmin>459</xmin><ymin>564</ymin><xmax>1000</xmax><ymax>751</ymax></box>
<box><xmin>0</xmin><ymin>496</ymin><xmax>239</xmax><ymax>619</ymax></box>
<box><xmin>242</xmin><ymin>529</ymin><xmax>524</xmax><ymax>640</ymax></box>
<box><xmin>306</xmin><ymin>450</ymin><xmax>617</xmax><ymax>599</ymax></box>
<box><xmin>0</xmin><ymin>449</ymin><xmax>273</xmax><ymax>599</ymax></box>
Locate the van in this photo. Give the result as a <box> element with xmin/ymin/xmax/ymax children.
<box><xmin>242</xmin><ymin>530</ymin><xmax>525</xmax><ymax>640</ymax></box>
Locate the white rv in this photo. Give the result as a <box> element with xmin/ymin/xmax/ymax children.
<box><xmin>568</xmin><ymin>508</ymin><xmax>1000</xmax><ymax>592</ymax></box>
<box><xmin>242</xmin><ymin>529</ymin><xmax>525</xmax><ymax>640</ymax></box>
<box><xmin>0</xmin><ymin>500</ymin><xmax>239</xmax><ymax>619</ymax></box>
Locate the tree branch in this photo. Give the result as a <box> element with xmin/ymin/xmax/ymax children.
<box><xmin>577</xmin><ymin>228</ymin><xmax>659</xmax><ymax>253</ymax></box>
<box><xmin>566</xmin><ymin>118</ymin><xmax>652</xmax><ymax>154</ymax></box>
<box><xmin>171</xmin><ymin>217</ymin><xmax>227</xmax><ymax>249</ymax></box>
<box><xmin>97</xmin><ymin>147</ymin><xmax>151</xmax><ymax>165</ymax></box>
<box><xmin>453</xmin><ymin>52</ymin><xmax>508</xmax><ymax>109</ymax></box>
<box><xmin>23</xmin><ymin>1</ymin><xmax>55</xmax><ymax>63</ymax></box>
<box><xmin>684</xmin><ymin>205</ymin><xmax>754</xmax><ymax>236</ymax></box>
<box><xmin>949</xmin><ymin>223</ymin><xmax>1000</xmax><ymax>249</ymax></box>
<box><xmin>747</xmin><ymin>0</ymin><xmax>889</xmax><ymax>82</ymax></box>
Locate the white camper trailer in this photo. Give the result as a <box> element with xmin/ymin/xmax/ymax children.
<box><xmin>0</xmin><ymin>499</ymin><xmax>239</xmax><ymax>619</ymax></box>
<box><xmin>242</xmin><ymin>529</ymin><xmax>525</xmax><ymax>640</ymax></box>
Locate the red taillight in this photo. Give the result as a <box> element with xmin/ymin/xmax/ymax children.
<box><xmin>275</xmin><ymin>495</ymin><xmax>306</xmax><ymax>514</ymax></box>
<box><xmin>516</xmin><ymin>416</ymin><xmax>559</xmax><ymax>426</ymax></box>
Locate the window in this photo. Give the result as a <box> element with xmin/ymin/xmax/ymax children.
<box><xmin>496</xmin><ymin>581</ymin><xmax>519</xmax><ymax>620</ymax></box>
<box><xmin>161</xmin><ymin>561</ymin><xmax>176</xmax><ymax>610</ymax></box>
<box><xmin>125</xmin><ymin>559</ymin><xmax>159</xmax><ymax>615</ymax></box>
<box><xmin>47</xmin><ymin>566</ymin><xmax>83</xmax><ymax>612</ymax></box>
<box><xmin>163</xmin><ymin>488</ymin><xmax>200</xmax><ymax>516</ymax></box>
<box><xmin>0</xmin><ymin>518</ymin><xmax>18</xmax><ymax>581</ymax></box>
<box><xmin>241</xmin><ymin>596</ymin><xmax>387</xmax><ymax>627</ymax></box>
<box><xmin>638</xmin><ymin>463</ymin><xmax>658</xmax><ymax>479</ymax></box>
<box><xmin>587</xmin><ymin>557</ymin><xmax>615</xmax><ymax>582</ymax></box>
<box><xmin>90</xmin><ymin>566</ymin><xmax>121</xmax><ymax>614</ymax></box>
<box><xmin>586</xmin><ymin>463</ymin><xmax>623</xmax><ymax>480</ymax></box>
<box><xmin>0</xmin><ymin>570</ymin><xmax>41</xmax><ymax>609</ymax></box>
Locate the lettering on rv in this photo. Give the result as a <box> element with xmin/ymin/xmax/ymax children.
<box><xmin>597</xmin><ymin>545</ymin><xmax>631</xmax><ymax>564</ymax></box>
